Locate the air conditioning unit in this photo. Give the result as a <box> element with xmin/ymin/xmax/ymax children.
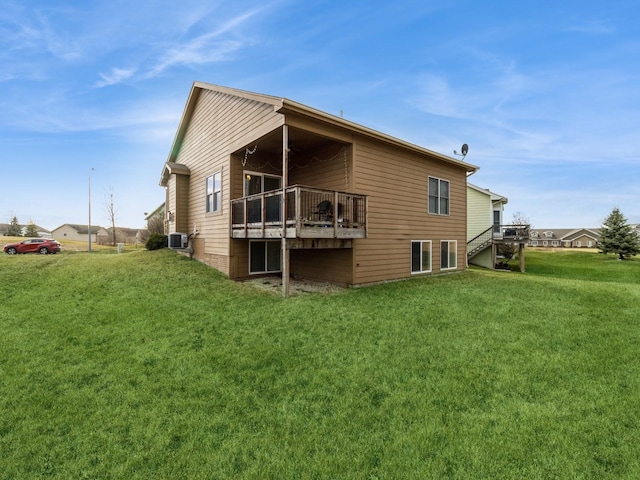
<box><xmin>168</xmin><ymin>232</ymin><xmax>188</xmax><ymax>249</ymax></box>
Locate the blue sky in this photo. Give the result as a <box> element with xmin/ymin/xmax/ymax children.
<box><xmin>1</xmin><ymin>0</ymin><xmax>638</xmax><ymax>230</ymax></box>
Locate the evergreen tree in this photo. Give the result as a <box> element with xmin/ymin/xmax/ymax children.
<box><xmin>7</xmin><ymin>216</ymin><xmax>22</xmax><ymax>236</ymax></box>
<box><xmin>598</xmin><ymin>208</ymin><xmax>639</xmax><ymax>260</ymax></box>
<box><xmin>24</xmin><ymin>221</ymin><xmax>39</xmax><ymax>238</ymax></box>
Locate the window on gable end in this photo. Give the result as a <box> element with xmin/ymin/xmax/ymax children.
<box><xmin>428</xmin><ymin>177</ymin><xmax>450</xmax><ymax>215</ymax></box>
<box><xmin>206</xmin><ymin>171</ymin><xmax>222</xmax><ymax>213</ymax></box>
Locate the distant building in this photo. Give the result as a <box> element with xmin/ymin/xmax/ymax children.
<box><xmin>0</xmin><ymin>223</ymin><xmax>51</xmax><ymax>238</ymax></box>
<box><xmin>98</xmin><ymin>227</ymin><xmax>146</xmax><ymax>245</ymax></box>
<box><xmin>529</xmin><ymin>228</ymin><xmax>600</xmax><ymax>248</ymax></box>
<box><xmin>52</xmin><ymin>224</ymin><xmax>109</xmax><ymax>243</ymax></box>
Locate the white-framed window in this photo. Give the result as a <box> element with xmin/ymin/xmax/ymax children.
<box><xmin>544</xmin><ymin>231</ymin><xmax>553</xmax><ymax>238</ymax></box>
<box><xmin>249</xmin><ymin>240</ymin><xmax>281</xmax><ymax>274</ymax></box>
<box><xmin>493</xmin><ymin>210</ymin><xmax>501</xmax><ymax>234</ymax></box>
<box><xmin>552</xmin><ymin>241</ymin><xmax>559</xmax><ymax>247</ymax></box>
<box><xmin>440</xmin><ymin>240</ymin><xmax>457</xmax><ymax>270</ymax></box>
<box><xmin>587</xmin><ymin>241</ymin><xmax>593</xmax><ymax>247</ymax></box>
<box><xmin>531</xmin><ymin>231</ymin><xmax>539</xmax><ymax>238</ymax></box>
<box><xmin>576</xmin><ymin>241</ymin><xmax>582</xmax><ymax>247</ymax></box>
<box><xmin>206</xmin><ymin>171</ymin><xmax>222</xmax><ymax>213</ymax></box>
<box><xmin>428</xmin><ymin>177</ymin><xmax>450</xmax><ymax>215</ymax></box>
<box><xmin>411</xmin><ymin>240</ymin><xmax>432</xmax><ymax>274</ymax></box>
<box><xmin>531</xmin><ymin>240</ymin><xmax>538</xmax><ymax>246</ymax></box>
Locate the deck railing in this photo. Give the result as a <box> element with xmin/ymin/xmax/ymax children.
<box><xmin>231</xmin><ymin>185</ymin><xmax>367</xmax><ymax>239</ymax></box>
<box><xmin>467</xmin><ymin>224</ymin><xmax>530</xmax><ymax>259</ymax></box>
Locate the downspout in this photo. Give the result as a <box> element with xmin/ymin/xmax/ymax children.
<box><xmin>282</xmin><ymin>125</ymin><xmax>290</xmax><ymax>298</ymax></box>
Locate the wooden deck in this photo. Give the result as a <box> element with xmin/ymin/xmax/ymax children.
<box><xmin>231</xmin><ymin>185</ymin><xmax>367</xmax><ymax>241</ymax></box>
<box><xmin>467</xmin><ymin>225</ymin><xmax>530</xmax><ymax>272</ymax></box>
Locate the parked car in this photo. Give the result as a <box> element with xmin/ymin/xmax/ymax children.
<box><xmin>3</xmin><ymin>238</ymin><xmax>61</xmax><ymax>255</ymax></box>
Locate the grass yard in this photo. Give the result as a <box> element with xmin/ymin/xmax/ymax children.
<box><xmin>1</xmin><ymin>248</ymin><xmax>639</xmax><ymax>479</ymax></box>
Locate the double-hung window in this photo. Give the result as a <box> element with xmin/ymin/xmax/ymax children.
<box><xmin>428</xmin><ymin>177</ymin><xmax>450</xmax><ymax>215</ymax></box>
<box><xmin>440</xmin><ymin>240</ymin><xmax>457</xmax><ymax>270</ymax></box>
<box><xmin>411</xmin><ymin>240</ymin><xmax>432</xmax><ymax>274</ymax></box>
<box><xmin>206</xmin><ymin>172</ymin><xmax>222</xmax><ymax>213</ymax></box>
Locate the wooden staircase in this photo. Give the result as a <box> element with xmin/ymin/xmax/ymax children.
<box><xmin>467</xmin><ymin>225</ymin><xmax>531</xmax><ymax>270</ymax></box>
<box><xmin>467</xmin><ymin>226</ymin><xmax>494</xmax><ymax>261</ymax></box>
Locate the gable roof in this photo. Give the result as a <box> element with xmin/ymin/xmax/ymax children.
<box><xmin>467</xmin><ymin>183</ymin><xmax>508</xmax><ymax>204</ymax></box>
<box><xmin>52</xmin><ymin>224</ymin><xmax>107</xmax><ymax>234</ymax></box>
<box><xmin>163</xmin><ymin>81</ymin><xmax>479</xmax><ymax>180</ymax></box>
<box><xmin>104</xmin><ymin>227</ymin><xmax>142</xmax><ymax>237</ymax></box>
<box><xmin>530</xmin><ymin>228</ymin><xmax>600</xmax><ymax>241</ymax></box>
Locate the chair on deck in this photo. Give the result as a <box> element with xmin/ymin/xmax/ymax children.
<box><xmin>317</xmin><ymin>200</ymin><xmax>333</xmax><ymax>221</ymax></box>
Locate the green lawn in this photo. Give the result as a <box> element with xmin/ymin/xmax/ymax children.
<box><xmin>1</xmin><ymin>248</ymin><xmax>639</xmax><ymax>479</ymax></box>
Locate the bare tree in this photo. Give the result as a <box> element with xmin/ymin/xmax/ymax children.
<box><xmin>105</xmin><ymin>188</ymin><xmax>118</xmax><ymax>246</ymax></box>
<box><xmin>498</xmin><ymin>211</ymin><xmax>532</xmax><ymax>264</ymax></box>
<box><xmin>511</xmin><ymin>211</ymin><xmax>531</xmax><ymax>228</ymax></box>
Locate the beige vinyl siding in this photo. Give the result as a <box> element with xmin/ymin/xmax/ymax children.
<box><xmin>290</xmin><ymin>248</ymin><xmax>353</xmax><ymax>286</ymax></box>
<box><xmin>288</xmin><ymin>143</ymin><xmax>352</xmax><ymax>191</ymax></box>
<box><xmin>171</xmin><ymin>89</ymin><xmax>284</xmax><ymax>275</ymax></box>
<box><xmin>174</xmin><ymin>175</ymin><xmax>190</xmax><ymax>234</ymax></box>
<box><xmin>166</xmin><ymin>176</ymin><xmax>177</xmax><ymax>232</ymax></box>
<box><xmin>352</xmin><ymin>136</ymin><xmax>468</xmax><ymax>285</ymax></box>
<box><xmin>467</xmin><ymin>186</ymin><xmax>491</xmax><ymax>240</ymax></box>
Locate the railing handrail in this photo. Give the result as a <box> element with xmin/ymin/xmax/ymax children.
<box><xmin>231</xmin><ymin>185</ymin><xmax>367</xmax><ymax>206</ymax></box>
<box><xmin>467</xmin><ymin>224</ymin><xmax>531</xmax><ymax>258</ymax></box>
<box><xmin>231</xmin><ymin>185</ymin><xmax>367</xmax><ymax>237</ymax></box>
<box><xmin>284</xmin><ymin>184</ymin><xmax>361</xmax><ymax>197</ymax></box>
<box><xmin>468</xmin><ymin>226</ymin><xmax>494</xmax><ymax>246</ymax></box>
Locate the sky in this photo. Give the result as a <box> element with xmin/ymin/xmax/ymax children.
<box><xmin>1</xmin><ymin>0</ymin><xmax>639</xmax><ymax>231</ymax></box>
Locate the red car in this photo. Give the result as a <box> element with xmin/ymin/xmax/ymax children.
<box><xmin>3</xmin><ymin>238</ymin><xmax>61</xmax><ymax>255</ymax></box>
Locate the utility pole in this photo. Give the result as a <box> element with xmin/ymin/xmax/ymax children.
<box><xmin>88</xmin><ymin>168</ymin><xmax>94</xmax><ymax>252</ymax></box>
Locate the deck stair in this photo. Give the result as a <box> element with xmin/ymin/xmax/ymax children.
<box><xmin>467</xmin><ymin>226</ymin><xmax>494</xmax><ymax>260</ymax></box>
<box><xmin>467</xmin><ymin>224</ymin><xmax>531</xmax><ymax>261</ymax></box>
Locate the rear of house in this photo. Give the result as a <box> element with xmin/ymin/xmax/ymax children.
<box><xmin>160</xmin><ymin>82</ymin><xmax>477</xmax><ymax>289</ymax></box>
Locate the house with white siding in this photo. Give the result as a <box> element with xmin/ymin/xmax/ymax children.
<box><xmin>466</xmin><ymin>183</ymin><xmax>529</xmax><ymax>271</ymax></box>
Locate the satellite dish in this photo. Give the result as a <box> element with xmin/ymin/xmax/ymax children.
<box><xmin>453</xmin><ymin>143</ymin><xmax>469</xmax><ymax>158</ymax></box>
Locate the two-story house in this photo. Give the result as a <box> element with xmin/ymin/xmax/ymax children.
<box><xmin>466</xmin><ymin>184</ymin><xmax>529</xmax><ymax>271</ymax></box>
<box><xmin>160</xmin><ymin>82</ymin><xmax>479</xmax><ymax>296</ymax></box>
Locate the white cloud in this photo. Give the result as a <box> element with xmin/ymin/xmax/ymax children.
<box><xmin>95</xmin><ymin>67</ymin><xmax>136</xmax><ymax>88</ymax></box>
<box><xmin>144</xmin><ymin>8</ymin><xmax>264</xmax><ymax>78</ymax></box>
<box><xmin>566</xmin><ymin>21</ymin><xmax>615</xmax><ymax>36</ymax></box>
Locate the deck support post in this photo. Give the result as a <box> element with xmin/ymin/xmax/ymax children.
<box><xmin>282</xmin><ymin>125</ymin><xmax>290</xmax><ymax>298</ymax></box>
<box><xmin>491</xmin><ymin>243</ymin><xmax>497</xmax><ymax>270</ymax></box>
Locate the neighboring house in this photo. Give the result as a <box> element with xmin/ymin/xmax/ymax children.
<box><xmin>145</xmin><ymin>203</ymin><xmax>166</xmax><ymax>235</ymax></box>
<box><xmin>466</xmin><ymin>184</ymin><xmax>529</xmax><ymax>271</ymax></box>
<box><xmin>159</xmin><ymin>82</ymin><xmax>479</xmax><ymax>295</ymax></box>
<box><xmin>52</xmin><ymin>224</ymin><xmax>109</xmax><ymax>243</ymax></box>
<box><xmin>0</xmin><ymin>223</ymin><xmax>51</xmax><ymax>238</ymax></box>
<box><xmin>97</xmin><ymin>227</ymin><xmax>144</xmax><ymax>245</ymax></box>
<box><xmin>529</xmin><ymin>228</ymin><xmax>600</xmax><ymax>248</ymax></box>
